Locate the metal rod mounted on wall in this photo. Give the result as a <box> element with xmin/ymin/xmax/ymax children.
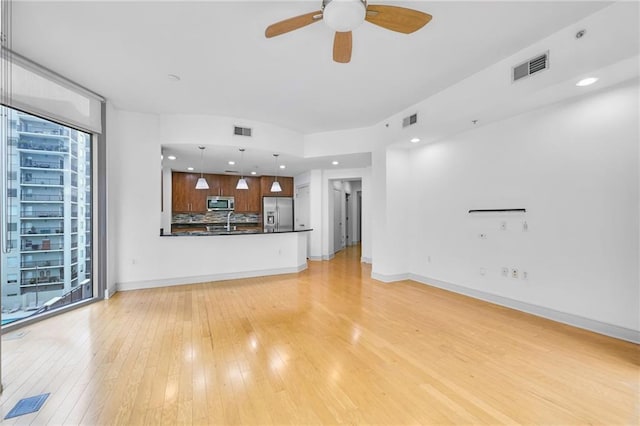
<box><xmin>468</xmin><ymin>208</ymin><xmax>527</xmax><ymax>213</ymax></box>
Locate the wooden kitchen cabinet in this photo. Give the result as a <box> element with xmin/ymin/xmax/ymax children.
<box><xmin>205</xmin><ymin>174</ymin><xmax>236</xmax><ymax>197</ymax></box>
<box><xmin>173</xmin><ymin>172</ymin><xmax>284</xmax><ymax>213</ymax></box>
<box><xmin>260</xmin><ymin>176</ymin><xmax>293</xmax><ymax>197</ymax></box>
<box><xmin>234</xmin><ymin>176</ymin><xmax>261</xmax><ymax>213</ymax></box>
<box><xmin>171</xmin><ymin>172</ymin><xmax>262</xmax><ymax>213</ymax></box>
<box><xmin>172</xmin><ymin>172</ymin><xmax>207</xmax><ymax>212</ymax></box>
<box><xmin>220</xmin><ymin>174</ymin><xmax>236</xmax><ymax>197</ymax></box>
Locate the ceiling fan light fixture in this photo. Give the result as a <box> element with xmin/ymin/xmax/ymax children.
<box><xmin>323</xmin><ymin>0</ymin><xmax>366</xmax><ymax>32</ymax></box>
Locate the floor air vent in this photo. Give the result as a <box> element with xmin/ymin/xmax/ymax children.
<box><xmin>513</xmin><ymin>52</ymin><xmax>549</xmax><ymax>82</ymax></box>
<box><xmin>5</xmin><ymin>393</ymin><xmax>50</xmax><ymax>419</ymax></box>
<box><xmin>233</xmin><ymin>126</ymin><xmax>252</xmax><ymax>137</ymax></box>
<box><xmin>402</xmin><ymin>113</ymin><xmax>418</xmax><ymax>128</ymax></box>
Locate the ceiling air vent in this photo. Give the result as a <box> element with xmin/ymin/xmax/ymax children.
<box><xmin>513</xmin><ymin>52</ymin><xmax>549</xmax><ymax>82</ymax></box>
<box><xmin>402</xmin><ymin>113</ymin><xmax>418</xmax><ymax>128</ymax></box>
<box><xmin>233</xmin><ymin>126</ymin><xmax>252</xmax><ymax>137</ymax></box>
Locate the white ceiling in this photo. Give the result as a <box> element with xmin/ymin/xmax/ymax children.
<box><xmin>11</xmin><ymin>1</ymin><xmax>612</xmax><ymax>135</ymax></box>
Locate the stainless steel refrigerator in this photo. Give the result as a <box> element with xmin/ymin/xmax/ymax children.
<box><xmin>263</xmin><ymin>197</ymin><xmax>294</xmax><ymax>232</ymax></box>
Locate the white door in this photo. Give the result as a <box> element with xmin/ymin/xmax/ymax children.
<box><xmin>294</xmin><ymin>185</ymin><xmax>310</xmax><ymax>231</ymax></box>
<box><xmin>333</xmin><ymin>188</ymin><xmax>343</xmax><ymax>253</ymax></box>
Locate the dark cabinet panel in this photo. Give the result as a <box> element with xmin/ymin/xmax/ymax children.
<box><xmin>172</xmin><ymin>172</ymin><xmax>206</xmax><ymax>212</ymax></box>
<box><xmin>234</xmin><ymin>176</ymin><xmax>261</xmax><ymax>213</ymax></box>
<box><xmin>260</xmin><ymin>176</ymin><xmax>293</xmax><ymax>197</ymax></box>
<box><xmin>172</xmin><ymin>172</ymin><xmax>265</xmax><ymax>213</ymax></box>
<box><xmin>204</xmin><ymin>174</ymin><xmax>235</xmax><ymax>197</ymax></box>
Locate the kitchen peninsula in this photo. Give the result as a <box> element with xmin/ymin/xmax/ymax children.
<box><xmin>127</xmin><ymin>169</ymin><xmax>309</xmax><ymax>293</ymax></box>
<box><xmin>118</xmin><ymin>230</ymin><xmax>311</xmax><ymax>292</ymax></box>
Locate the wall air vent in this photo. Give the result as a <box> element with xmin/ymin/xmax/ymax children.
<box><xmin>402</xmin><ymin>113</ymin><xmax>418</xmax><ymax>128</ymax></box>
<box><xmin>224</xmin><ymin>170</ymin><xmax>239</xmax><ymax>174</ymax></box>
<box><xmin>233</xmin><ymin>126</ymin><xmax>252</xmax><ymax>137</ymax></box>
<box><xmin>513</xmin><ymin>52</ymin><xmax>549</xmax><ymax>82</ymax></box>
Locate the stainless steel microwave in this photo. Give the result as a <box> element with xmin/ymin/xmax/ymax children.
<box><xmin>207</xmin><ymin>196</ymin><xmax>235</xmax><ymax>211</ymax></box>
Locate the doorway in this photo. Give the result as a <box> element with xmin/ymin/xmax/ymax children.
<box><xmin>345</xmin><ymin>193</ymin><xmax>350</xmax><ymax>246</ymax></box>
<box><xmin>333</xmin><ymin>187</ymin><xmax>343</xmax><ymax>254</ymax></box>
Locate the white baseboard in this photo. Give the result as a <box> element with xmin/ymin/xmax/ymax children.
<box><xmin>308</xmin><ymin>255</ymin><xmax>323</xmax><ymax>261</ymax></box>
<box><xmin>323</xmin><ymin>253</ymin><xmax>335</xmax><ymax>261</ymax></box>
<box><xmin>371</xmin><ymin>272</ymin><xmax>410</xmax><ymax>283</ymax></box>
<box><xmin>104</xmin><ymin>286</ymin><xmax>118</xmax><ymax>299</ymax></box>
<box><xmin>117</xmin><ymin>263</ymin><xmax>308</xmax><ymax>292</ymax></box>
<box><xmin>409</xmin><ymin>273</ymin><xmax>640</xmax><ymax>344</ymax></box>
<box><xmin>361</xmin><ymin>256</ymin><xmax>372</xmax><ymax>264</ymax></box>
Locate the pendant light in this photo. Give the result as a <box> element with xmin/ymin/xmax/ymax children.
<box><xmin>195</xmin><ymin>146</ymin><xmax>209</xmax><ymax>189</ymax></box>
<box><xmin>270</xmin><ymin>153</ymin><xmax>282</xmax><ymax>192</ymax></box>
<box><xmin>236</xmin><ymin>148</ymin><xmax>249</xmax><ymax>190</ymax></box>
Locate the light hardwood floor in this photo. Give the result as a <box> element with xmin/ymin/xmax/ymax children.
<box><xmin>1</xmin><ymin>245</ymin><xmax>638</xmax><ymax>425</ymax></box>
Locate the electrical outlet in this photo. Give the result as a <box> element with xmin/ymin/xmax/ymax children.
<box><xmin>427</xmin><ymin>256</ymin><xmax>431</xmax><ymax>263</ymax></box>
<box><xmin>522</xmin><ymin>221</ymin><xmax>528</xmax><ymax>232</ymax></box>
<box><xmin>500</xmin><ymin>221</ymin><xmax>507</xmax><ymax>231</ymax></box>
<box><xmin>479</xmin><ymin>267</ymin><xmax>486</xmax><ymax>276</ymax></box>
<box><xmin>501</xmin><ymin>267</ymin><xmax>509</xmax><ymax>277</ymax></box>
<box><xmin>522</xmin><ymin>271</ymin><xmax>528</xmax><ymax>280</ymax></box>
<box><xmin>511</xmin><ymin>268</ymin><xmax>519</xmax><ymax>279</ymax></box>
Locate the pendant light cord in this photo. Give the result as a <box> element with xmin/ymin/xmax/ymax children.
<box><xmin>199</xmin><ymin>146</ymin><xmax>205</xmax><ymax>178</ymax></box>
<box><xmin>274</xmin><ymin>153</ymin><xmax>279</xmax><ymax>182</ymax></box>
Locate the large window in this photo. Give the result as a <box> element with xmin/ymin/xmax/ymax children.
<box><xmin>1</xmin><ymin>106</ymin><xmax>93</xmax><ymax>326</ymax></box>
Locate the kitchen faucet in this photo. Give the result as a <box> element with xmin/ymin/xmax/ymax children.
<box><xmin>226</xmin><ymin>211</ymin><xmax>233</xmax><ymax>232</ymax></box>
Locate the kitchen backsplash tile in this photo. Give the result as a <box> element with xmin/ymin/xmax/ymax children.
<box><xmin>173</xmin><ymin>212</ymin><xmax>260</xmax><ymax>224</ymax></box>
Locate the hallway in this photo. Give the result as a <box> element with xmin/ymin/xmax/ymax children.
<box><xmin>0</xmin><ymin>246</ymin><xmax>637</xmax><ymax>424</ymax></box>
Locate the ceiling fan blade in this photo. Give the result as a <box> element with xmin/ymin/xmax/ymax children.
<box><xmin>265</xmin><ymin>10</ymin><xmax>323</xmax><ymax>38</ymax></box>
<box><xmin>365</xmin><ymin>5</ymin><xmax>432</xmax><ymax>34</ymax></box>
<box><xmin>333</xmin><ymin>31</ymin><xmax>352</xmax><ymax>63</ymax></box>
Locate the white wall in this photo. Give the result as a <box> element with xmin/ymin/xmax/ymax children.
<box><xmin>107</xmin><ymin>109</ymin><xmax>308</xmax><ymax>289</ymax></box>
<box><xmin>371</xmin><ymin>148</ymin><xmax>412</xmax><ymax>280</ymax></box>
<box><xmin>407</xmin><ymin>81</ymin><xmax>639</xmax><ymax>339</ymax></box>
<box><xmin>159</xmin><ymin>114</ymin><xmax>305</xmax><ymax>157</ymax></box>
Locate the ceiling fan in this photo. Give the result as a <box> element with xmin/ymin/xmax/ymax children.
<box><xmin>265</xmin><ymin>0</ymin><xmax>432</xmax><ymax>63</ymax></box>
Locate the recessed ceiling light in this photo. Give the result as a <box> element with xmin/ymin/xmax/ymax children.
<box><xmin>410</xmin><ymin>138</ymin><xmax>420</xmax><ymax>143</ymax></box>
<box><xmin>332</xmin><ymin>161</ymin><xmax>339</xmax><ymax>165</ymax></box>
<box><xmin>168</xmin><ymin>74</ymin><xmax>181</xmax><ymax>82</ymax></box>
<box><xmin>576</xmin><ymin>77</ymin><xmax>598</xmax><ymax>87</ymax></box>
<box><xmin>187</xmin><ymin>167</ymin><xmax>194</xmax><ymax>171</ymax></box>
<box><xmin>279</xmin><ymin>165</ymin><xmax>286</xmax><ymax>169</ymax></box>
<box><xmin>228</xmin><ymin>161</ymin><xmax>235</xmax><ymax>165</ymax></box>
<box><xmin>167</xmin><ymin>155</ymin><xmax>177</xmax><ymax>160</ymax></box>
<box><xmin>250</xmin><ymin>171</ymin><xmax>257</xmax><ymax>175</ymax></box>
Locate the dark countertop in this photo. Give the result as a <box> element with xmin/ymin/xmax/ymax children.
<box><xmin>162</xmin><ymin>229</ymin><xmax>312</xmax><ymax>237</ymax></box>
<box><xmin>171</xmin><ymin>222</ymin><xmax>261</xmax><ymax>226</ymax></box>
